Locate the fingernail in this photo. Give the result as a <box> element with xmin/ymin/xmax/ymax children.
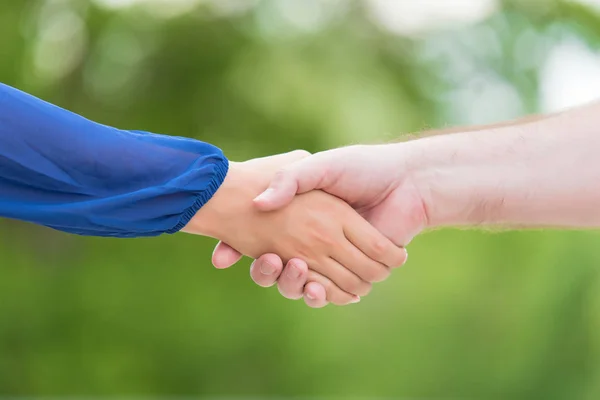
<box><xmin>286</xmin><ymin>263</ymin><xmax>301</xmax><ymax>279</ymax></box>
<box><xmin>393</xmin><ymin>249</ymin><xmax>408</xmax><ymax>268</ymax></box>
<box><xmin>350</xmin><ymin>296</ymin><xmax>361</xmax><ymax>304</ymax></box>
<box><xmin>260</xmin><ymin>261</ymin><xmax>276</xmax><ymax>275</ymax></box>
<box><xmin>306</xmin><ymin>292</ymin><xmax>316</xmax><ymax>300</ymax></box>
<box><xmin>253</xmin><ymin>188</ymin><xmax>274</xmax><ymax>203</ymax></box>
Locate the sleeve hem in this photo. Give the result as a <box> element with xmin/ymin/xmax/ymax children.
<box><xmin>166</xmin><ymin>156</ymin><xmax>229</xmax><ymax>234</ymax></box>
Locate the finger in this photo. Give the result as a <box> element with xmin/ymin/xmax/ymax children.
<box><xmin>307</xmin><ymin>270</ymin><xmax>360</xmax><ymax>306</ymax></box>
<box><xmin>249</xmin><ymin>254</ymin><xmax>284</xmax><ymax>288</ymax></box>
<box><xmin>212</xmin><ymin>241</ymin><xmax>244</xmax><ymax>269</ymax></box>
<box><xmin>253</xmin><ymin>155</ymin><xmax>330</xmax><ymax>211</ymax></box>
<box><xmin>333</xmin><ymin>239</ymin><xmax>391</xmax><ymax>283</ymax></box>
<box><xmin>277</xmin><ymin>259</ymin><xmax>309</xmax><ymax>300</ymax></box>
<box><xmin>303</xmin><ymin>281</ymin><xmax>328</xmax><ymax>308</ymax></box>
<box><xmin>315</xmin><ymin>256</ymin><xmax>372</xmax><ymax>297</ymax></box>
<box><xmin>343</xmin><ymin>214</ymin><xmax>408</xmax><ymax>268</ymax></box>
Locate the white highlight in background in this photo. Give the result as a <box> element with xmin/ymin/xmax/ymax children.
<box><xmin>539</xmin><ymin>38</ymin><xmax>600</xmax><ymax>112</ymax></box>
<box><xmin>571</xmin><ymin>0</ymin><xmax>600</xmax><ymax>12</ymax></box>
<box><xmin>367</xmin><ymin>0</ymin><xmax>498</xmax><ymax>36</ymax></box>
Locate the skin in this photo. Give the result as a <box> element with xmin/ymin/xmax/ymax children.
<box><xmin>183</xmin><ymin>151</ymin><xmax>406</xmax><ymax>305</ymax></box>
<box><xmin>213</xmin><ymin>101</ymin><xmax>600</xmax><ymax>307</ymax></box>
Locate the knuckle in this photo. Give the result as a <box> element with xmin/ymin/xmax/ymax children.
<box><xmin>320</xmin><ymin>235</ymin><xmax>338</xmax><ymax>250</ymax></box>
<box><xmin>370</xmin><ymin>238</ymin><xmax>391</xmax><ymax>259</ymax></box>
<box><xmin>291</xmin><ymin>238</ymin><xmax>314</xmax><ymax>260</ymax></box>
<box><xmin>272</xmin><ymin>169</ymin><xmax>290</xmax><ymax>184</ymax></box>
<box><xmin>308</xmin><ymin>228</ymin><xmax>336</xmax><ymax>250</ymax></box>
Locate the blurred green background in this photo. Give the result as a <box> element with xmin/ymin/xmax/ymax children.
<box><xmin>2</xmin><ymin>0</ymin><xmax>600</xmax><ymax>398</ymax></box>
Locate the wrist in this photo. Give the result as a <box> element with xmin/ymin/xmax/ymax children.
<box><xmin>183</xmin><ymin>161</ymin><xmax>265</xmax><ymax>239</ymax></box>
<box><xmin>404</xmin><ymin>129</ymin><xmax>513</xmax><ymax>228</ymax></box>
<box><xmin>183</xmin><ymin>150</ymin><xmax>311</xmax><ymax>240</ymax></box>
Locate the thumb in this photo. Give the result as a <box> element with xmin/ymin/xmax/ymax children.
<box><xmin>252</xmin><ymin>171</ymin><xmax>299</xmax><ymax>211</ymax></box>
<box><xmin>253</xmin><ymin>155</ymin><xmax>328</xmax><ymax>211</ymax></box>
<box><xmin>212</xmin><ymin>241</ymin><xmax>243</xmax><ymax>269</ymax></box>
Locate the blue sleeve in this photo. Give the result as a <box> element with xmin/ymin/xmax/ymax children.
<box><xmin>0</xmin><ymin>83</ymin><xmax>229</xmax><ymax>238</ymax></box>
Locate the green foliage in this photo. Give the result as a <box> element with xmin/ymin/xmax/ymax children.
<box><xmin>1</xmin><ymin>0</ymin><xmax>600</xmax><ymax>397</ymax></box>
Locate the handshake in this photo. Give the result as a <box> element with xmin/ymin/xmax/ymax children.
<box><xmin>184</xmin><ymin>145</ymin><xmax>422</xmax><ymax>307</ymax></box>
<box><xmin>2</xmin><ymin>81</ymin><xmax>596</xmax><ymax>300</ymax></box>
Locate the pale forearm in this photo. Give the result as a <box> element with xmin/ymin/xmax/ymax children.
<box><xmin>406</xmin><ymin>102</ymin><xmax>600</xmax><ymax>229</ymax></box>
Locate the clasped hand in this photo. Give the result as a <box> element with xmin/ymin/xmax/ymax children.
<box><xmin>183</xmin><ymin>150</ymin><xmax>409</xmax><ymax>306</ymax></box>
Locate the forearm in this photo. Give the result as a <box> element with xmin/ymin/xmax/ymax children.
<box><xmin>405</xmin><ymin>102</ymin><xmax>600</xmax><ymax>229</ymax></box>
<box><xmin>0</xmin><ymin>83</ymin><xmax>228</xmax><ymax>237</ymax></box>
<box><xmin>415</xmin><ymin>112</ymin><xmax>550</xmax><ymax>138</ymax></box>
